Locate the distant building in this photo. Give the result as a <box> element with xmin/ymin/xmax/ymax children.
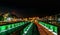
<box><xmin>55</xmin><ymin>14</ymin><xmax>60</xmax><ymax>23</ymax></box>
<box><xmin>3</xmin><ymin>12</ymin><xmax>13</xmax><ymax>22</ymax></box>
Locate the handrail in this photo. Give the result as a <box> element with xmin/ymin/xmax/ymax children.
<box><xmin>0</xmin><ymin>21</ymin><xmax>30</xmax><ymax>35</ymax></box>
<box><xmin>38</xmin><ymin>21</ymin><xmax>58</xmax><ymax>35</ymax></box>
<box><xmin>20</xmin><ymin>22</ymin><xmax>33</xmax><ymax>35</ymax></box>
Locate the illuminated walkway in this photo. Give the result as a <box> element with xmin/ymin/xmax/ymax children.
<box><xmin>0</xmin><ymin>21</ymin><xmax>58</xmax><ymax>35</ymax></box>
<box><xmin>34</xmin><ymin>21</ymin><xmax>54</xmax><ymax>35</ymax></box>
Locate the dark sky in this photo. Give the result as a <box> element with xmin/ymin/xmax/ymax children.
<box><xmin>0</xmin><ymin>1</ymin><xmax>60</xmax><ymax>17</ymax></box>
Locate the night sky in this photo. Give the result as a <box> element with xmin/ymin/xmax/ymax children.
<box><xmin>0</xmin><ymin>1</ymin><xmax>60</xmax><ymax>17</ymax></box>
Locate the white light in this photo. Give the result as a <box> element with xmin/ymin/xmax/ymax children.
<box><xmin>24</xmin><ymin>31</ymin><xmax>27</xmax><ymax>33</ymax></box>
<box><xmin>7</xmin><ymin>17</ymin><xmax>12</xmax><ymax>21</ymax></box>
<box><xmin>58</xmin><ymin>18</ymin><xmax>60</xmax><ymax>21</ymax></box>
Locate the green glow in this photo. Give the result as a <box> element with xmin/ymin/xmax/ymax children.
<box><xmin>48</xmin><ymin>24</ymin><xmax>50</xmax><ymax>29</ymax></box>
<box><xmin>19</xmin><ymin>23</ymin><xmax>21</xmax><ymax>25</ymax></box>
<box><xmin>45</xmin><ymin>24</ymin><xmax>47</xmax><ymax>27</ymax></box>
<box><xmin>53</xmin><ymin>26</ymin><xmax>57</xmax><ymax>33</ymax></box>
<box><xmin>47</xmin><ymin>24</ymin><xmax>50</xmax><ymax>29</ymax></box>
<box><xmin>50</xmin><ymin>25</ymin><xmax>54</xmax><ymax>31</ymax></box>
<box><xmin>18</xmin><ymin>23</ymin><xmax>20</xmax><ymax>26</ymax></box>
<box><xmin>16</xmin><ymin>23</ymin><xmax>18</xmax><ymax>26</ymax></box>
<box><xmin>1</xmin><ymin>26</ymin><xmax>6</xmax><ymax>31</ymax></box>
<box><xmin>24</xmin><ymin>26</ymin><xmax>28</xmax><ymax>32</ymax></box>
<box><xmin>0</xmin><ymin>26</ymin><xmax>1</xmax><ymax>31</ymax></box>
<box><xmin>7</xmin><ymin>25</ymin><xmax>11</xmax><ymax>29</ymax></box>
<box><xmin>12</xmin><ymin>24</ymin><xmax>14</xmax><ymax>28</ymax></box>
<box><xmin>39</xmin><ymin>22</ymin><xmax>58</xmax><ymax>33</ymax></box>
<box><xmin>15</xmin><ymin>23</ymin><xmax>17</xmax><ymax>27</ymax></box>
<box><xmin>0</xmin><ymin>21</ymin><xmax>30</xmax><ymax>35</ymax></box>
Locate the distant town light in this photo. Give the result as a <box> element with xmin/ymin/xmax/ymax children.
<box><xmin>7</xmin><ymin>17</ymin><xmax>12</xmax><ymax>21</ymax></box>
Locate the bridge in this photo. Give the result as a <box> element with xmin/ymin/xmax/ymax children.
<box><xmin>0</xmin><ymin>18</ymin><xmax>58</xmax><ymax>35</ymax></box>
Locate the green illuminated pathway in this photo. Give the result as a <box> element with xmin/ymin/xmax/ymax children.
<box><xmin>37</xmin><ymin>20</ymin><xmax>58</xmax><ymax>35</ymax></box>
<box><xmin>0</xmin><ymin>21</ymin><xmax>58</xmax><ymax>35</ymax></box>
<box><xmin>0</xmin><ymin>21</ymin><xmax>40</xmax><ymax>35</ymax></box>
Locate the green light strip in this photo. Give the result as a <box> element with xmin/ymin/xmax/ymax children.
<box><xmin>0</xmin><ymin>22</ymin><xmax>28</xmax><ymax>33</ymax></box>
<box><xmin>39</xmin><ymin>21</ymin><xmax>58</xmax><ymax>35</ymax></box>
<box><xmin>23</xmin><ymin>23</ymin><xmax>33</xmax><ymax>35</ymax></box>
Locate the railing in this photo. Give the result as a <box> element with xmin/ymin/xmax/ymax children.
<box><xmin>20</xmin><ymin>22</ymin><xmax>40</xmax><ymax>35</ymax></box>
<box><xmin>38</xmin><ymin>21</ymin><xmax>58</xmax><ymax>35</ymax></box>
<box><xmin>20</xmin><ymin>22</ymin><xmax>33</xmax><ymax>35</ymax></box>
<box><xmin>0</xmin><ymin>21</ymin><xmax>30</xmax><ymax>35</ymax></box>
